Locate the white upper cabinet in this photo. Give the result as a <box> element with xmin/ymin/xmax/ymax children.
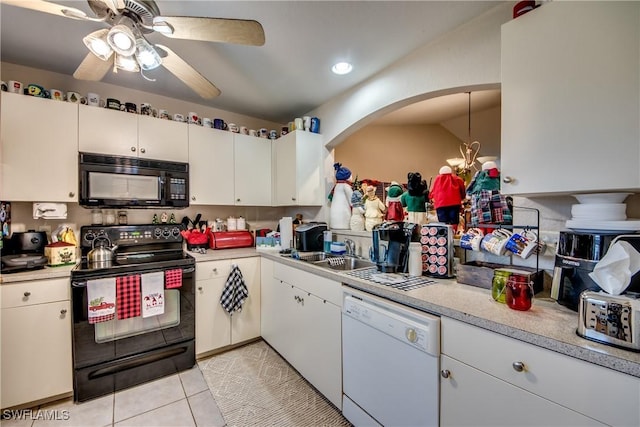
<box><xmin>273</xmin><ymin>131</ymin><xmax>325</xmax><ymax>206</ymax></box>
<box><xmin>188</xmin><ymin>126</ymin><xmax>235</xmax><ymax>205</ymax></box>
<box><xmin>79</xmin><ymin>106</ymin><xmax>188</xmax><ymax>162</ymax></box>
<box><xmin>501</xmin><ymin>2</ymin><xmax>640</xmax><ymax>195</ymax></box>
<box><xmin>233</xmin><ymin>133</ymin><xmax>272</xmax><ymax>206</ymax></box>
<box><xmin>0</xmin><ymin>92</ymin><xmax>78</xmax><ymax>202</ymax></box>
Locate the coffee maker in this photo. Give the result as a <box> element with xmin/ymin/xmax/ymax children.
<box><xmin>370</xmin><ymin>222</ymin><xmax>418</xmax><ymax>273</ymax></box>
<box><xmin>551</xmin><ymin>230</ymin><xmax>640</xmax><ymax>311</ymax></box>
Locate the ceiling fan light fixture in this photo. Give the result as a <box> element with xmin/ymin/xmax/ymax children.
<box><xmin>135</xmin><ymin>37</ymin><xmax>162</xmax><ymax>70</ymax></box>
<box><xmin>83</xmin><ymin>29</ymin><xmax>113</xmax><ymax>61</ymax></box>
<box><xmin>107</xmin><ymin>24</ymin><xmax>136</xmax><ymax>56</ymax></box>
<box><xmin>115</xmin><ymin>54</ymin><xmax>140</xmax><ymax>72</ymax></box>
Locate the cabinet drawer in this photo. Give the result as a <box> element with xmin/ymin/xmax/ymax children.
<box><xmin>441</xmin><ymin>317</ymin><xmax>640</xmax><ymax>426</ymax></box>
<box><xmin>1</xmin><ymin>278</ymin><xmax>70</xmax><ymax>308</ymax></box>
<box><xmin>273</xmin><ymin>262</ymin><xmax>341</xmax><ymax>306</ymax></box>
<box><xmin>196</xmin><ymin>260</ymin><xmax>231</xmax><ymax>281</ymax></box>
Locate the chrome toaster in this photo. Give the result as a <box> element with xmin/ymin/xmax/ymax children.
<box><xmin>577</xmin><ymin>291</ymin><xmax>640</xmax><ymax>351</ymax></box>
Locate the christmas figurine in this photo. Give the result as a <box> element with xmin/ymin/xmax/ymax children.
<box><xmin>364</xmin><ymin>184</ymin><xmax>386</xmax><ymax>231</ymax></box>
<box><xmin>328</xmin><ymin>163</ymin><xmax>353</xmax><ymax>230</ymax></box>
<box><xmin>385</xmin><ymin>181</ymin><xmax>405</xmax><ymax>222</ymax></box>
<box><xmin>349</xmin><ymin>183</ymin><xmax>365</xmax><ymax>231</ymax></box>
<box><xmin>429</xmin><ymin>165</ymin><xmax>466</xmax><ymax>230</ymax></box>
<box><xmin>400</xmin><ymin>172</ymin><xmax>428</xmax><ymax>225</ymax></box>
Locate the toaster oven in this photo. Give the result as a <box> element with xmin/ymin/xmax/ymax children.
<box><xmin>577</xmin><ymin>291</ymin><xmax>640</xmax><ymax>351</ymax></box>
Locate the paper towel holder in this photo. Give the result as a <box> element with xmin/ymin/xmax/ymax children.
<box><xmin>33</xmin><ymin>203</ymin><xmax>68</xmax><ymax>220</ymax></box>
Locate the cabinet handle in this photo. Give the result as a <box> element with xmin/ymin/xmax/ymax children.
<box><xmin>23</xmin><ymin>291</ymin><xmax>31</xmax><ymax>297</ymax></box>
<box><xmin>140</xmin><ymin>148</ymin><xmax>146</xmax><ymax>154</ymax></box>
<box><xmin>503</xmin><ymin>176</ymin><xmax>514</xmax><ymax>184</ymax></box>
<box><xmin>291</xmin><ymin>197</ymin><xmax>296</xmax><ymax>201</ymax></box>
<box><xmin>68</xmin><ymin>191</ymin><xmax>75</xmax><ymax>198</ymax></box>
<box><xmin>60</xmin><ymin>309</ymin><xmax>67</xmax><ymax>315</ymax></box>
<box><xmin>512</xmin><ymin>361</ymin><xmax>525</xmax><ymax>372</ymax></box>
<box><xmin>212</xmin><ymin>268</ymin><xmax>217</xmax><ymax>273</ymax></box>
<box><xmin>198</xmin><ymin>286</ymin><xmax>203</xmax><ymax>291</ymax></box>
<box><xmin>131</xmin><ymin>146</ymin><xmax>136</xmax><ymax>152</ymax></box>
<box><xmin>191</xmin><ymin>196</ymin><xmax>196</xmax><ymax>201</ymax></box>
<box><xmin>300</xmin><ymin>297</ymin><xmax>304</xmax><ymax>306</ymax></box>
<box><xmin>236</xmin><ymin>198</ymin><xmax>241</xmax><ymax>202</ymax></box>
<box><xmin>441</xmin><ymin>369</ymin><xmax>451</xmax><ymax>379</ymax></box>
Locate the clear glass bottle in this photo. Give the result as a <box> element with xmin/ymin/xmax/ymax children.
<box><xmin>118</xmin><ymin>211</ymin><xmax>128</xmax><ymax>225</ymax></box>
<box><xmin>104</xmin><ymin>210</ymin><xmax>116</xmax><ymax>225</ymax></box>
<box><xmin>492</xmin><ymin>270</ymin><xmax>511</xmax><ymax>303</ymax></box>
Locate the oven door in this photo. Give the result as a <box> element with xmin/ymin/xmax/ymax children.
<box><xmin>71</xmin><ymin>265</ymin><xmax>195</xmax><ymax>369</ymax></box>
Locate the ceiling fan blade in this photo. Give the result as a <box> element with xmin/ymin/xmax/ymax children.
<box><xmin>73</xmin><ymin>53</ymin><xmax>112</xmax><ymax>81</ymax></box>
<box><xmin>156</xmin><ymin>44</ymin><xmax>221</xmax><ymax>99</ymax></box>
<box><xmin>155</xmin><ymin>16</ymin><xmax>265</xmax><ymax>46</ymax></box>
<box><xmin>0</xmin><ymin>0</ymin><xmax>91</xmax><ymax>20</ymax></box>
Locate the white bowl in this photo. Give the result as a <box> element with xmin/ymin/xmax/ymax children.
<box><xmin>572</xmin><ymin>193</ymin><xmax>632</xmax><ymax>204</ymax></box>
<box><xmin>571</xmin><ymin>203</ymin><xmax>627</xmax><ymax>221</ymax></box>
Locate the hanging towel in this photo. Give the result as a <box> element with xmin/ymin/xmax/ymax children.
<box><xmin>87</xmin><ymin>278</ymin><xmax>116</xmax><ymax>324</ymax></box>
<box><xmin>116</xmin><ymin>275</ymin><xmax>141</xmax><ymax>320</ymax></box>
<box><xmin>141</xmin><ymin>271</ymin><xmax>165</xmax><ymax>318</ymax></box>
<box><xmin>165</xmin><ymin>268</ymin><xmax>183</xmax><ymax>289</ymax></box>
<box><xmin>220</xmin><ymin>264</ymin><xmax>249</xmax><ymax>314</ymax></box>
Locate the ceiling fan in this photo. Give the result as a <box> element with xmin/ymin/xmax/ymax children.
<box><xmin>1</xmin><ymin>0</ymin><xmax>266</xmax><ymax>98</ymax></box>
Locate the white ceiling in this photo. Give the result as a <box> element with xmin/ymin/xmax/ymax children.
<box><xmin>0</xmin><ymin>0</ymin><xmax>503</xmax><ymax>124</ymax></box>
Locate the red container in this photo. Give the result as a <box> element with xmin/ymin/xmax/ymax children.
<box><xmin>505</xmin><ymin>274</ymin><xmax>533</xmax><ymax>311</ymax></box>
<box><xmin>209</xmin><ymin>231</ymin><xmax>254</xmax><ymax>249</ymax></box>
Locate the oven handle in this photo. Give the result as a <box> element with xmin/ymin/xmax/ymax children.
<box><xmin>71</xmin><ymin>266</ymin><xmax>195</xmax><ymax>288</ymax></box>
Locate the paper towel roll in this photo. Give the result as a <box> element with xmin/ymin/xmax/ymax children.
<box><xmin>279</xmin><ymin>217</ymin><xmax>293</xmax><ymax>250</ymax></box>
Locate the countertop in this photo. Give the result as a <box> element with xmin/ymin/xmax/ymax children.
<box><xmin>3</xmin><ymin>247</ymin><xmax>639</xmax><ymax>379</ymax></box>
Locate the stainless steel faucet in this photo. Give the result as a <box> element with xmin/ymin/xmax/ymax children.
<box><xmin>344</xmin><ymin>239</ymin><xmax>356</xmax><ymax>257</ymax></box>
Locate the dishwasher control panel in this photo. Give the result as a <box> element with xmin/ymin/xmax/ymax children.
<box><xmin>343</xmin><ymin>293</ymin><xmax>440</xmax><ymax>356</ymax></box>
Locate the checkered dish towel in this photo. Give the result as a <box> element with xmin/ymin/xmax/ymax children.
<box><xmin>220</xmin><ymin>264</ymin><xmax>248</xmax><ymax>314</ymax></box>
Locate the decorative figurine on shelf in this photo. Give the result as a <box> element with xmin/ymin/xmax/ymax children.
<box><xmin>328</xmin><ymin>163</ymin><xmax>353</xmax><ymax>230</ymax></box>
<box><xmin>349</xmin><ymin>182</ymin><xmax>365</xmax><ymax>231</ymax></box>
<box><xmin>152</xmin><ymin>213</ymin><xmax>160</xmax><ymax>225</ymax></box>
<box><xmin>364</xmin><ymin>184</ymin><xmax>386</xmax><ymax>231</ymax></box>
<box><xmin>429</xmin><ymin>165</ymin><xmax>467</xmax><ymax>231</ymax></box>
<box><xmin>169</xmin><ymin>213</ymin><xmax>177</xmax><ymax>224</ymax></box>
<box><xmin>160</xmin><ymin>212</ymin><xmax>169</xmax><ymax>224</ymax></box>
<box><xmin>466</xmin><ymin>161</ymin><xmax>512</xmax><ymax>226</ymax></box>
<box><xmin>385</xmin><ymin>181</ymin><xmax>405</xmax><ymax>222</ymax></box>
<box><xmin>401</xmin><ymin>172</ymin><xmax>428</xmax><ymax>225</ymax></box>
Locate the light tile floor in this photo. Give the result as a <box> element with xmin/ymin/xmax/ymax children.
<box><xmin>0</xmin><ymin>365</ymin><xmax>225</xmax><ymax>427</ymax></box>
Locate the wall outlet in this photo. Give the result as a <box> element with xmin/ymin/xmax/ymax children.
<box><xmin>539</xmin><ymin>231</ymin><xmax>559</xmax><ymax>257</ymax></box>
<box><xmin>38</xmin><ymin>225</ymin><xmax>52</xmax><ymax>233</ymax></box>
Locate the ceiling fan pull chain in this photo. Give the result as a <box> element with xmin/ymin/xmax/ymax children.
<box><xmin>140</xmin><ymin>69</ymin><xmax>156</xmax><ymax>82</ymax></box>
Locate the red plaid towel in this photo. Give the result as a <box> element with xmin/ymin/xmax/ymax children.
<box><xmin>116</xmin><ymin>275</ymin><xmax>141</xmax><ymax>320</ymax></box>
<box><xmin>165</xmin><ymin>269</ymin><xmax>183</xmax><ymax>289</ymax></box>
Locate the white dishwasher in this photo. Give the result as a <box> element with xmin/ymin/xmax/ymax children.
<box><xmin>342</xmin><ymin>288</ymin><xmax>440</xmax><ymax>427</ymax></box>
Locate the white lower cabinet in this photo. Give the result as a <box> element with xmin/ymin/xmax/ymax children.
<box><xmin>1</xmin><ymin>278</ymin><xmax>72</xmax><ymax>409</ymax></box>
<box><xmin>440</xmin><ymin>317</ymin><xmax>640</xmax><ymax>427</ymax></box>
<box><xmin>260</xmin><ymin>259</ymin><xmax>342</xmax><ymax>409</ymax></box>
<box><xmin>195</xmin><ymin>257</ymin><xmax>261</xmax><ymax>356</ymax></box>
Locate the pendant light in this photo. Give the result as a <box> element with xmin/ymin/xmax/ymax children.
<box><xmin>460</xmin><ymin>91</ymin><xmax>480</xmax><ymax>171</ymax></box>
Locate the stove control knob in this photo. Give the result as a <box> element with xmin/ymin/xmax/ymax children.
<box><xmin>162</xmin><ymin>228</ymin><xmax>171</xmax><ymax>238</ymax></box>
<box><xmin>154</xmin><ymin>228</ymin><xmax>162</xmax><ymax>238</ymax></box>
<box><xmin>172</xmin><ymin>227</ymin><xmax>181</xmax><ymax>237</ymax></box>
<box><xmin>85</xmin><ymin>231</ymin><xmax>95</xmax><ymax>242</ymax></box>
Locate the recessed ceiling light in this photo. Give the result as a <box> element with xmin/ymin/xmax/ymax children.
<box><xmin>332</xmin><ymin>62</ymin><xmax>353</xmax><ymax>75</ymax></box>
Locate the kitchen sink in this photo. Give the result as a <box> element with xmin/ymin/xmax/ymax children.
<box><xmin>311</xmin><ymin>256</ymin><xmax>376</xmax><ymax>271</ymax></box>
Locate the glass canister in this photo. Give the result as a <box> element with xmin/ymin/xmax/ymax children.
<box><xmin>491</xmin><ymin>270</ymin><xmax>511</xmax><ymax>303</ymax></box>
<box><xmin>91</xmin><ymin>209</ymin><xmax>103</xmax><ymax>225</ymax></box>
<box><xmin>506</xmin><ymin>274</ymin><xmax>533</xmax><ymax>311</ymax></box>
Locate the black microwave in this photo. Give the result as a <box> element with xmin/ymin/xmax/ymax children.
<box><xmin>79</xmin><ymin>152</ymin><xmax>189</xmax><ymax>208</ymax></box>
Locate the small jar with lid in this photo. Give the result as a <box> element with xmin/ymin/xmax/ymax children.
<box><xmin>505</xmin><ymin>274</ymin><xmax>533</xmax><ymax>311</ymax></box>
<box><xmin>91</xmin><ymin>209</ymin><xmax>103</xmax><ymax>225</ymax></box>
<box><xmin>104</xmin><ymin>210</ymin><xmax>116</xmax><ymax>225</ymax></box>
<box><xmin>491</xmin><ymin>270</ymin><xmax>511</xmax><ymax>303</ymax></box>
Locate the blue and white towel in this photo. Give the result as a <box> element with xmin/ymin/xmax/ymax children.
<box><xmin>220</xmin><ymin>264</ymin><xmax>249</xmax><ymax>314</ymax></box>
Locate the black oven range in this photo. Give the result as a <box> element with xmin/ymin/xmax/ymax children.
<box><xmin>70</xmin><ymin>224</ymin><xmax>195</xmax><ymax>402</ymax></box>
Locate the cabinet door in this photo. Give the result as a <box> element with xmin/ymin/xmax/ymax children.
<box><xmin>0</xmin><ymin>93</ymin><xmax>78</xmax><ymax>202</ymax></box>
<box><xmin>195</xmin><ymin>277</ymin><xmax>231</xmax><ymax>355</ymax></box>
<box><xmin>260</xmin><ymin>260</ymin><xmax>296</xmax><ymax>360</ymax></box>
<box><xmin>440</xmin><ymin>355</ymin><xmax>603</xmax><ymax>427</ymax></box>
<box><xmin>79</xmin><ymin>105</ymin><xmax>138</xmax><ymax>156</ymax></box>
<box><xmin>293</xmin><ymin>131</ymin><xmax>324</xmax><ymax>206</ymax></box>
<box><xmin>138</xmin><ymin>115</ymin><xmax>188</xmax><ymax>162</ymax></box>
<box><xmin>230</xmin><ymin>257</ymin><xmax>261</xmax><ymax>344</ymax></box>
<box><xmin>501</xmin><ymin>2</ymin><xmax>640</xmax><ymax>195</ymax></box>
<box><xmin>234</xmin><ymin>134</ymin><xmax>272</xmax><ymax>205</ymax></box>
<box><xmin>188</xmin><ymin>126</ymin><xmax>235</xmax><ymax>205</ymax></box>
<box><xmin>273</xmin><ymin>135</ymin><xmax>297</xmax><ymax>205</ymax></box>
<box><xmin>1</xmin><ymin>301</ymin><xmax>73</xmax><ymax>408</ymax></box>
